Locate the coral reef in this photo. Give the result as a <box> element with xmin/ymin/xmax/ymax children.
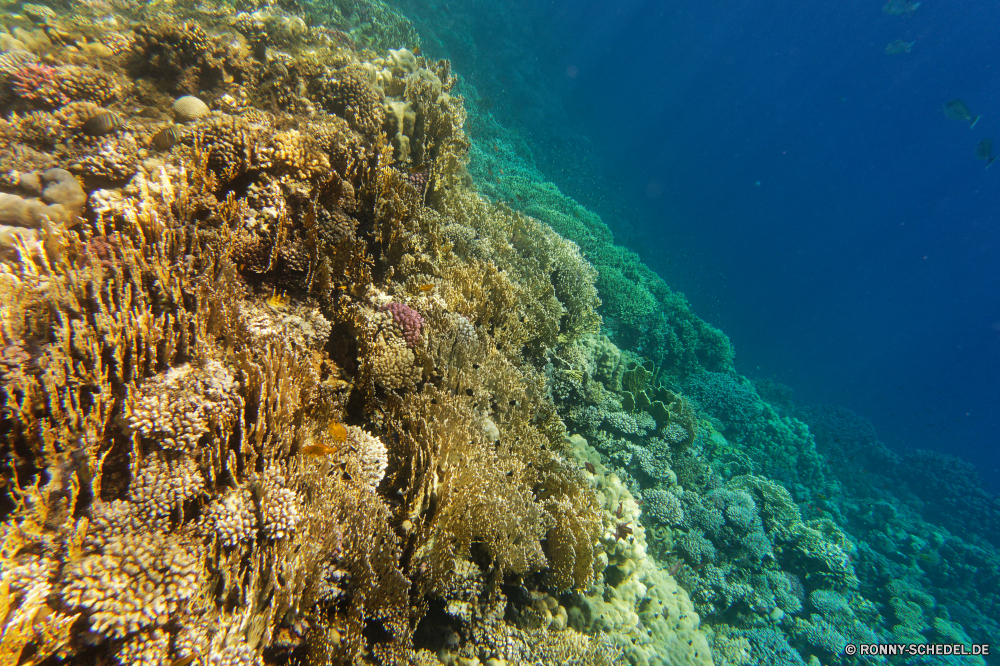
<box><xmin>0</xmin><ymin>2</ymin><xmax>714</xmax><ymax>665</ymax></box>
<box><xmin>2</xmin><ymin>1</ymin><xmax>996</xmax><ymax>666</ymax></box>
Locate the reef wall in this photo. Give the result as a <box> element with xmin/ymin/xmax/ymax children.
<box><xmin>0</xmin><ymin>1</ymin><xmax>715</xmax><ymax>664</ymax></box>
<box><xmin>0</xmin><ymin>1</ymin><xmax>997</xmax><ymax>666</ymax></box>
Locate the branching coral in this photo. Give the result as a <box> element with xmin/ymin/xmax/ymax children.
<box><xmin>62</xmin><ymin>506</ymin><xmax>202</xmax><ymax>638</ymax></box>
<box><xmin>0</xmin><ymin>5</ymin><xmax>727</xmax><ymax>665</ymax></box>
<box><xmin>126</xmin><ymin>361</ymin><xmax>242</xmax><ymax>452</ymax></box>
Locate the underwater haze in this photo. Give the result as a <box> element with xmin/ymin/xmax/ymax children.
<box><xmin>403</xmin><ymin>0</ymin><xmax>1000</xmax><ymax>489</ymax></box>
<box><xmin>564</xmin><ymin>0</ymin><xmax>1000</xmax><ymax>493</ymax></box>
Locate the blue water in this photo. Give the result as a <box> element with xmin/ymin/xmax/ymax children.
<box><xmin>405</xmin><ymin>0</ymin><xmax>1000</xmax><ymax>493</ymax></box>
<box><xmin>559</xmin><ymin>0</ymin><xmax>1000</xmax><ymax>492</ymax></box>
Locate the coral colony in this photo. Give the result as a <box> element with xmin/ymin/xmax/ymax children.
<box><xmin>0</xmin><ymin>1</ymin><xmax>995</xmax><ymax>666</ymax></box>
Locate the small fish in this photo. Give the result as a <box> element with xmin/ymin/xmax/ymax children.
<box><xmin>944</xmin><ymin>99</ymin><xmax>981</xmax><ymax>128</ymax></box>
<box><xmin>417</xmin><ymin>284</ymin><xmax>434</xmax><ymax>292</ymax></box>
<box><xmin>584</xmin><ymin>462</ymin><xmax>596</xmax><ymax>473</ymax></box>
<box><xmin>884</xmin><ymin>39</ymin><xmax>915</xmax><ymax>55</ymax></box>
<box><xmin>882</xmin><ymin>0</ymin><xmax>920</xmax><ymax>15</ymax></box>
<box><xmin>82</xmin><ymin>111</ymin><xmax>121</xmax><ymax>136</ymax></box>
<box><xmin>412</xmin><ymin>45</ymin><xmax>421</xmax><ymax>56</ymax></box>
<box><xmin>615</xmin><ymin>500</ymin><xmax>624</xmax><ymax>518</ymax></box>
<box><xmin>408</xmin><ymin>164</ymin><xmax>427</xmax><ymax>174</ymax></box>
<box><xmin>301</xmin><ymin>443</ymin><xmax>338</xmax><ymax>456</ymax></box>
<box><xmin>328</xmin><ymin>421</ymin><xmax>348</xmax><ymax>441</ymax></box>
<box><xmin>266</xmin><ymin>293</ymin><xmax>288</xmax><ymax>309</ymax></box>
<box><xmin>975</xmin><ymin>139</ymin><xmax>997</xmax><ymax>168</ymax></box>
<box><xmin>151</xmin><ymin>124</ymin><xmax>181</xmax><ymax>151</ymax></box>
<box><xmin>816</xmin><ymin>493</ymin><xmax>827</xmax><ymax>501</ymax></box>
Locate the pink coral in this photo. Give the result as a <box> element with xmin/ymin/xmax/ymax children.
<box><xmin>381</xmin><ymin>302</ymin><xmax>423</xmax><ymax>348</ymax></box>
<box><xmin>9</xmin><ymin>64</ymin><xmax>68</xmax><ymax>106</ymax></box>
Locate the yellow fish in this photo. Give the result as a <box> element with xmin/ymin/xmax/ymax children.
<box><xmin>328</xmin><ymin>422</ymin><xmax>348</xmax><ymax>442</ymax></box>
<box><xmin>301</xmin><ymin>443</ymin><xmax>338</xmax><ymax>456</ymax></box>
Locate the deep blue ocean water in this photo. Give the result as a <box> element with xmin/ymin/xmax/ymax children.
<box><xmin>403</xmin><ymin>0</ymin><xmax>1000</xmax><ymax>493</ymax></box>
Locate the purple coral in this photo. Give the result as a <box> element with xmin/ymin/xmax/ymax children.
<box><xmin>381</xmin><ymin>302</ymin><xmax>423</xmax><ymax>348</ymax></box>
